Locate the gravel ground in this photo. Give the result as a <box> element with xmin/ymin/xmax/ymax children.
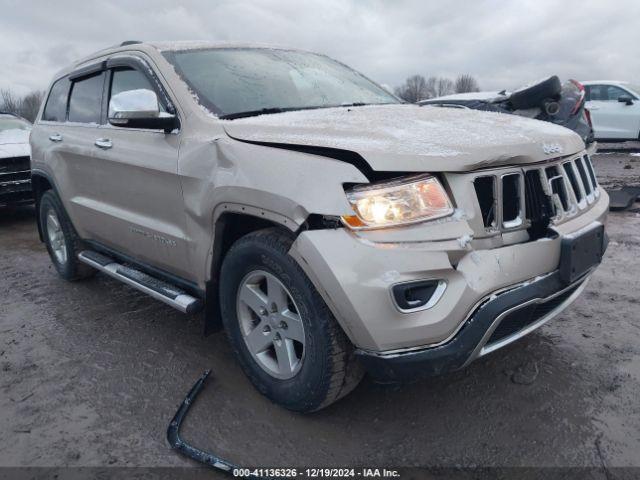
<box><xmin>593</xmin><ymin>142</ymin><xmax>640</xmax><ymax>189</ymax></box>
<box><xmin>1</xmin><ymin>151</ymin><xmax>639</xmax><ymax>477</ymax></box>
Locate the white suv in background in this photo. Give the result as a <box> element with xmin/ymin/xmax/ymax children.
<box><xmin>583</xmin><ymin>81</ymin><xmax>640</xmax><ymax>140</ymax></box>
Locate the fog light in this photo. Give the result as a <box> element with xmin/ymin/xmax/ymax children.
<box><xmin>392</xmin><ymin>280</ymin><xmax>446</xmax><ymax>312</ymax></box>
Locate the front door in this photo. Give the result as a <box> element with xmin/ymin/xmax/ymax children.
<box><xmin>85</xmin><ymin>64</ymin><xmax>191</xmax><ymax>279</ymax></box>
<box><xmin>586</xmin><ymin>84</ymin><xmax>640</xmax><ymax>140</ymax></box>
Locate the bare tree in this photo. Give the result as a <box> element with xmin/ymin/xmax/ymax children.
<box><xmin>395</xmin><ymin>73</ymin><xmax>479</xmax><ymax>102</ymax></box>
<box><xmin>394</xmin><ymin>75</ymin><xmax>429</xmax><ymax>103</ymax></box>
<box><xmin>423</xmin><ymin>77</ymin><xmax>455</xmax><ymax>98</ymax></box>
<box><xmin>455</xmin><ymin>74</ymin><xmax>480</xmax><ymax>94</ymax></box>
<box><xmin>0</xmin><ymin>89</ymin><xmax>45</xmax><ymax>122</ymax></box>
<box><xmin>0</xmin><ymin>89</ymin><xmax>20</xmax><ymax>115</ymax></box>
<box><xmin>424</xmin><ymin>77</ymin><xmax>437</xmax><ymax>98</ymax></box>
<box><xmin>20</xmin><ymin>91</ymin><xmax>45</xmax><ymax>122</ymax></box>
<box><xmin>434</xmin><ymin>77</ymin><xmax>455</xmax><ymax>97</ymax></box>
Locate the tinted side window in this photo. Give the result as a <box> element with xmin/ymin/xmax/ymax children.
<box><xmin>68</xmin><ymin>72</ymin><xmax>105</xmax><ymax>124</ymax></box>
<box><xmin>42</xmin><ymin>78</ymin><xmax>70</xmax><ymax>122</ymax></box>
<box><xmin>587</xmin><ymin>85</ymin><xmax>606</xmax><ymax>101</ymax></box>
<box><xmin>109</xmin><ymin>68</ymin><xmax>166</xmax><ymax>113</ymax></box>
<box><xmin>588</xmin><ymin>84</ymin><xmax>630</xmax><ymax>101</ymax></box>
<box><xmin>604</xmin><ymin>85</ymin><xmax>629</xmax><ymax>101</ymax></box>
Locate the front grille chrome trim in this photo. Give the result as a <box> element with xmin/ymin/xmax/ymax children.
<box><xmin>500</xmin><ymin>172</ymin><xmax>526</xmax><ymax>230</ymax></box>
<box><xmin>0</xmin><ymin>179</ymin><xmax>31</xmax><ymax>187</ymax></box>
<box><xmin>471</xmin><ymin>152</ymin><xmax>599</xmax><ymax>235</ymax></box>
<box><xmin>0</xmin><ymin>169</ymin><xmax>31</xmax><ymax>176</ymax></box>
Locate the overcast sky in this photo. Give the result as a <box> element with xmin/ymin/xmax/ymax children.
<box><xmin>1</xmin><ymin>0</ymin><xmax>638</xmax><ymax>96</ymax></box>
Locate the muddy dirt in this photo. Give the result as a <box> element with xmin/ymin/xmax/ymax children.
<box><xmin>1</xmin><ymin>151</ymin><xmax>639</xmax><ymax>475</ymax></box>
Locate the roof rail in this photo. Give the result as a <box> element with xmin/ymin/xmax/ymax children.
<box><xmin>120</xmin><ymin>40</ymin><xmax>142</xmax><ymax>46</ymax></box>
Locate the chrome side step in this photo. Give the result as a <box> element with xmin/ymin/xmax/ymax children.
<box><xmin>78</xmin><ymin>250</ymin><xmax>203</xmax><ymax>314</ymax></box>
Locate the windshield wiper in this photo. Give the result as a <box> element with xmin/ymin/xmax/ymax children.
<box><xmin>220</xmin><ymin>102</ymin><xmax>395</xmax><ymax>120</ymax></box>
<box><xmin>221</xmin><ymin>104</ymin><xmax>347</xmax><ymax>120</ymax></box>
<box><xmin>220</xmin><ymin>107</ymin><xmax>290</xmax><ymax>120</ymax></box>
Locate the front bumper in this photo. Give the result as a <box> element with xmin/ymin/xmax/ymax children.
<box><xmin>291</xmin><ymin>190</ymin><xmax>609</xmax><ymax>354</ymax></box>
<box><xmin>355</xmin><ymin>269</ymin><xmax>592</xmax><ymax>382</ymax></box>
<box><xmin>0</xmin><ymin>156</ymin><xmax>33</xmax><ymax>206</ymax></box>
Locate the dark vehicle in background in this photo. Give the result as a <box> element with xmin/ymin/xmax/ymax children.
<box><xmin>0</xmin><ymin>112</ymin><xmax>32</xmax><ymax>207</ymax></box>
<box><xmin>420</xmin><ymin>76</ymin><xmax>595</xmax><ymax>147</ymax></box>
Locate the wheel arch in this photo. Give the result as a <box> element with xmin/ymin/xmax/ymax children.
<box><xmin>31</xmin><ymin>170</ymin><xmax>56</xmax><ymax>242</ymax></box>
<box><xmin>203</xmin><ymin>209</ymin><xmax>297</xmax><ymax>335</ymax></box>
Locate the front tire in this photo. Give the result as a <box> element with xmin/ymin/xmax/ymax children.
<box><xmin>39</xmin><ymin>190</ymin><xmax>94</xmax><ymax>281</ymax></box>
<box><xmin>220</xmin><ymin>228</ymin><xmax>363</xmax><ymax>412</ymax></box>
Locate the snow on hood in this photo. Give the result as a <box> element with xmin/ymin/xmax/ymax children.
<box><xmin>0</xmin><ymin>128</ymin><xmax>29</xmax><ymax>145</ymax></box>
<box><xmin>0</xmin><ymin>129</ymin><xmax>30</xmax><ymax>159</ymax></box>
<box><xmin>222</xmin><ymin>104</ymin><xmax>584</xmax><ymax>172</ymax></box>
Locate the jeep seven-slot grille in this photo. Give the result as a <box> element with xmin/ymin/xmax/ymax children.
<box><xmin>0</xmin><ymin>156</ymin><xmax>32</xmax><ymax>201</ymax></box>
<box><xmin>473</xmin><ymin>154</ymin><xmax>599</xmax><ymax>232</ymax></box>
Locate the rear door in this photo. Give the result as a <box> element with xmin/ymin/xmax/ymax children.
<box><xmin>585</xmin><ymin>84</ymin><xmax>640</xmax><ymax>139</ymax></box>
<box><xmin>31</xmin><ymin>69</ymin><xmax>108</xmax><ymax>235</ymax></box>
<box><xmin>84</xmin><ymin>60</ymin><xmax>191</xmax><ymax>279</ymax></box>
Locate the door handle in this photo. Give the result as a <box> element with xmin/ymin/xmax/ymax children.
<box><xmin>94</xmin><ymin>138</ymin><xmax>113</xmax><ymax>149</ymax></box>
<box><xmin>49</xmin><ymin>133</ymin><xmax>63</xmax><ymax>142</ymax></box>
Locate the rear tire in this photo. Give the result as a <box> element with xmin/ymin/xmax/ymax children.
<box><xmin>220</xmin><ymin>227</ymin><xmax>363</xmax><ymax>412</ymax></box>
<box><xmin>39</xmin><ymin>190</ymin><xmax>95</xmax><ymax>281</ymax></box>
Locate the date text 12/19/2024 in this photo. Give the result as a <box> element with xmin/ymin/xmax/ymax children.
<box><xmin>233</xmin><ymin>468</ymin><xmax>401</xmax><ymax>478</ymax></box>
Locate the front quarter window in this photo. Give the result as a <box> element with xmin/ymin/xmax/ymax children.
<box><xmin>163</xmin><ymin>48</ymin><xmax>399</xmax><ymax>118</ymax></box>
<box><xmin>42</xmin><ymin>77</ymin><xmax>71</xmax><ymax>122</ymax></box>
<box><xmin>109</xmin><ymin>68</ymin><xmax>167</xmax><ymax>114</ymax></box>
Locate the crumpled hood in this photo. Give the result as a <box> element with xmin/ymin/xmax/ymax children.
<box><xmin>0</xmin><ymin>129</ymin><xmax>30</xmax><ymax>159</ymax></box>
<box><xmin>222</xmin><ymin>104</ymin><xmax>585</xmax><ymax>172</ymax></box>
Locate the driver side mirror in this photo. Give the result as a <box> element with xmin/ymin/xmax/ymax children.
<box><xmin>109</xmin><ymin>89</ymin><xmax>178</xmax><ymax>132</ymax></box>
<box><xmin>618</xmin><ymin>94</ymin><xmax>634</xmax><ymax>106</ymax></box>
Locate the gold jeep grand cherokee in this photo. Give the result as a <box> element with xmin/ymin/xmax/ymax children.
<box><xmin>30</xmin><ymin>41</ymin><xmax>608</xmax><ymax>411</ymax></box>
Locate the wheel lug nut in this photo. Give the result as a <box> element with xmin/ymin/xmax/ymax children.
<box><xmin>259</xmin><ymin>307</ymin><xmax>268</xmax><ymax>316</ymax></box>
<box><xmin>263</xmin><ymin>325</ymin><xmax>271</xmax><ymax>333</ymax></box>
<box><xmin>270</xmin><ymin>304</ymin><xmax>278</xmax><ymax>313</ymax></box>
<box><xmin>279</xmin><ymin>321</ymin><xmax>288</xmax><ymax>329</ymax></box>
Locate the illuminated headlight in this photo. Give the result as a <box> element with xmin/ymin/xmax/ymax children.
<box><xmin>342</xmin><ymin>174</ymin><xmax>453</xmax><ymax>229</ymax></box>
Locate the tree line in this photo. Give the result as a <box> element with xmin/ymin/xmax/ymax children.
<box><xmin>1</xmin><ymin>89</ymin><xmax>46</xmax><ymax>123</ymax></box>
<box><xmin>394</xmin><ymin>74</ymin><xmax>480</xmax><ymax>103</ymax></box>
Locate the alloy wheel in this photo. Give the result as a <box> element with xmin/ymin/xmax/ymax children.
<box><xmin>46</xmin><ymin>210</ymin><xmax>67</xmax><ymax>265</ymax></box>
<box><xmin>236</xmin><ymin>270</ymin><xmax>306</xmax><ymax>380</ymax></box>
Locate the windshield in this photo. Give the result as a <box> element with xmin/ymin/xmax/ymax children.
<box><xmin>0</xmin><ymin>116</ymin><xmax>31</xmax><ymax>132</ymax></box>
<box><xmin>627</xmin><ymin>84</ymin><xmax>640</xmax><ymax>97</ymax></box>
<box><xmin>163</xmin><ymin>48</ymin><xmax>399</xmax><ymax>118</ymax></box>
